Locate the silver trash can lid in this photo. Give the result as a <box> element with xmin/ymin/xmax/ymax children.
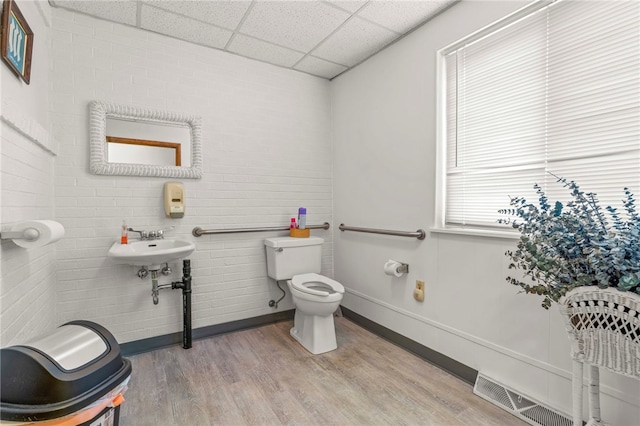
<box><xmin>23</xmin><ymin>324</ymin><xmax>108</xmax><ymax>370</ymax></box>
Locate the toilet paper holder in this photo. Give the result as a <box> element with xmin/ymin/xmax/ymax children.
<box><xmin>1</xmin><ymin>220</ymin><xmax>65</xmax><ymax>248</ymax></box>
<box><xmin>384</xmin><ymin>259</ymin><xmax>409</xmax><ymax>277</ymax></box>
<box><xmin>396</xmin><ymin>263</ymin><xmax>409</xmax><ymax>274</ymax></box>
<box><xmin>1</xmin><ymin>228</ymin><xmax>40</xmax><ymax>241</ymax></box>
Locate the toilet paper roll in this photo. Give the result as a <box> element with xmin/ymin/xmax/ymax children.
<box><xmin>384</xmin><ymin>259</ymin><xmax>403</xmax><ymax>277</ymax></box>
<box><xmin>10</xmin><ymin>220</ymin><xmax>65</xmax><ymax>248</ymax></box>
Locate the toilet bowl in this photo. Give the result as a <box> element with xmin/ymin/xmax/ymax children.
<box><xmin>264</xmin><ymin>237</ymin><xmax>345</xmax><ymax>354</ymax></box>
<box><xmin>287</xmin><ymin>273</ymin><xmax>344</xmax><ymax>355</ymax></box>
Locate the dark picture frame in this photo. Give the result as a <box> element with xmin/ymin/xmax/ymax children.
<box><xmin>1</xmin><ymin>0</ymin><xmax>33</xmax><ymax>84</ymax></box>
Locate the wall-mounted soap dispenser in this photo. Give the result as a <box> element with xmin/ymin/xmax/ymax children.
<box><xmin>164</xmin><ymin>182</ymin><xmax>185</xmax><ymax>218</ymax></box>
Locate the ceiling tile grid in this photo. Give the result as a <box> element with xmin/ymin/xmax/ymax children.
<box><xmin>311</xmin><ymin>15</ymin><xmax>399</xmax><ymax>67</ymax></box>
<box><xmin>326</xmin><ymin>0</ymin><xmax>368</xmax><ymax>14</ymax></box>
<box><xmin>294</xmin><ymin>55</ymin><xmax>348</xmax><ymax>79</ymax></box>
<box><xmin>55</xmin><ymin>0</ymin><xmax>138</xmax><ymax>25</ymax></box>
<box><xmin>49</xmin><ymin>0</ymin><xmax>458</xmax><ymax>80</ymax></box>
<box><xmin>140</xmin><ymin>3</ymin><xmax>233</xmax><ymax>49</ymax></box>
<box><xmin>146</xmin><ymin>0</ymin><xmax>252</xmax><ymax>29</ymax></box>
<box><xmin>227</xmin><ymin>33</ymin><xmax>306</xmax><ymax>68</ymax></box>
<box><xmin>358</xmin><ymin>0</ymin><xmax>453</xmax><ymax>33</ymax></box>
<box><xmin>239</xmin><ymin>1</ymin><xmax>350</xmax><ymax>52</ymax></box>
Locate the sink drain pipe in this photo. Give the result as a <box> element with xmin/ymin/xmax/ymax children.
<box><xmin>172</xmin><ymin>259</ymin><xmax>192</xmax><ymax>349</ymax></box>
<box><xmin>152</xmin><ymin>259</ymin><xmax>192</xmax><ymax>349</ymax></box>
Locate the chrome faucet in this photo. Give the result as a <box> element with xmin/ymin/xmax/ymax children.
<box><xmin>127</xmin><ymin>227</ymin><xmax>149</xmax><ymax>240</ymax></box>
<box><xmin>155</xmin><ymin>226</ymin><xmax>174</xmax><ymax>240</ymax></box>
<box><xmin>128</xmin><ymin>226</ymin><xmax>174</xmax><ymax>240</ymax></box>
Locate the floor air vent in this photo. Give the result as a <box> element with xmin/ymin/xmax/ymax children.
<box><xmin>473</xmin><ymin>374</ymin><xmax>573</xmax><ymax>426</ymax></box>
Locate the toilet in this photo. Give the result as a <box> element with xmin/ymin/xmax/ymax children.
<box><xmin>265</xmin><ymin>237</ymin><xmax>344</xmax><ymax>354</ymax></box>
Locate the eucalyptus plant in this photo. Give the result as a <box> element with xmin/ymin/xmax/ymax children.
<box><xmin>499</xmin><ymin>175</ymin><xmax>640</xmax><ymax>309</ymax></box>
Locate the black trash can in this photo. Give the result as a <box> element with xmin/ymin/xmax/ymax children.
<box><xmin>0</xmin><ymin>320</ymin><xmax>132</xmax><ymax>425</ymax></box>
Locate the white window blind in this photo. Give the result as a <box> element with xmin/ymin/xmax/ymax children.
<box><xmin>443</xmin><ymin>0</ymin><xmax>640</xmax><ymax>229</ymax></box>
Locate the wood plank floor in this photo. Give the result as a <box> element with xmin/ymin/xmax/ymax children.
<box><xmin>120</xmin><ymin>317</ymin><xmax>525</xmax><ymax>425</ymax></box>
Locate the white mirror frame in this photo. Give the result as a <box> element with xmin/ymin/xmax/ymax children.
<box><xmin>89</xmin><ymin>101</ymin><xmax>203</xmax><ymax>178</ymax></box>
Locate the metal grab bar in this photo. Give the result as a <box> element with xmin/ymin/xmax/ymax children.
<box><xmin>339</xmin><ymin>223</ymin><xmax>426</xmax><ymax>240</ymax></box>
<box><xmin>193</xmin><ymin>222</ymin><xmax>330</xmax><ymax>237</ymax></box>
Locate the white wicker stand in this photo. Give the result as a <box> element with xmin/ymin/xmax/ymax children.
<box><xmin>559</xmin><ymin>287</ymin><xmax>640</xmax><ymax>426</ymax></box>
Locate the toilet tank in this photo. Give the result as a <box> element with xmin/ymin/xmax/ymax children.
<box><xmin>264</xmin><ymin>237</ymin><xmax>323</xmax><ymax>280</ymax></box>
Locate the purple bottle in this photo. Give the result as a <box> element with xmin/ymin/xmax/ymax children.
<box><xmin>298</xmin><ymin>207</ymin><xmax>307</xmax><ymax>229</ymax></box>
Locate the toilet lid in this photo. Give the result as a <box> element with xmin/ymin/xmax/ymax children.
<box><xmin>291</xmin><ymin>273</ymin><xmax>345</xmax><ymax>297</ymax></box>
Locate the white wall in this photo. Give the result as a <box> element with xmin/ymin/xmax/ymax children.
<box><xmin>49</xmin><ymin>9</ymin><xmax>333</xmax><ymax>344</ymax></box>
<box><xmin>331</xmin><ymin>1</ymin><xmax>640</xmax><ymax>424</ymax></box>
<box><xmin>1</xmin><ymin>0</ymin><xmax>57</xmax><ymax>346</ymax></box>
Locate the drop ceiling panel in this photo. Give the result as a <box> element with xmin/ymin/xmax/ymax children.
<box><xmin>238</xmin><ymin>1</ymin><xmax>350</xmax><ymax>52</ymax></box>
<box><xmin>228</xmin><ymin>34</ymin><xmax>306</xmax><ymax>68</ymax></box>
<box><xmin>294</xmin><ymin>55</ymin><xmax>348</xmax><ymax>79</ymax></box>
<box><xmin>49</xmin><ymin>0</ymin><xmax>458</xmax><ymax>80</ymax></box>
<box><xmin>312</xmin><ymin>16</ymin><xmax>399</xmax><ymax>67</ymax></box>
<box><xmin>50</xmin><ymin>0</ymin><xmax>138</xmax><ymax>26</ymax></box>
<box><xmin>140</xmin><ymin>4</ymin><xmax>232</xmax><ymax>49</ymax></box>
<box><xmin>327</xmin><ymin>0</ymin><xmax>368</xmax><ymax>14</ymax></box>
<box><xmin>143</xmin><ymin>0</ymin><xmax>252</xmax><ymax>30</ymax></box>
<box><xmin>358</xmin><ymin>0</ymin><xmax>452</xmax><ymax>33</ymax></box>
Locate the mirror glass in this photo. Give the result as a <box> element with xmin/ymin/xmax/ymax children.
<box><xmin>89</xmin><ymin>101</ymin><xmax>202</xmax><ymax>178</ymax></box>
<box><xmin>106</xmin><ymin>118</ymin><xmax>191</xmax><ymax>166</ymax></box>
<box><xmin>107</xmin><ymin>136</ymin><xmax>182</xmax><ymax>166</ymax></box>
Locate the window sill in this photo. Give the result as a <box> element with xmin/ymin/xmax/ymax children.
<box><xmin>430</xmin><ymin>226</ymin><xmax>520</xmax><ymax>240</ymax></box>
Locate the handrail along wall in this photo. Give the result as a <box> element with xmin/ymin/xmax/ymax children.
<box><xmin>193</xmin><ymin>222</ymin><xmax>330</xmax><ymax>237</ymax></box>
<box><xmin>338</xmin><ymin>224</ymin><xmax>426</xmax><ymax>240</ymax></box>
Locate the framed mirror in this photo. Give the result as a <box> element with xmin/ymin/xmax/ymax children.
<box><xmin>89</xmin><ymin>101</ymin><xmax>203</xmax><ymax>178</ymax></box>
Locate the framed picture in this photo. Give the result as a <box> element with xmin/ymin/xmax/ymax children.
<box><xmin>1</xmin><ymin>0</ymin><xmax>33</xmax><ymax>84</ymax></box>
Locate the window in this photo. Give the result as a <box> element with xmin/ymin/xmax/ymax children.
<box><xmin>439</xmin><ymin>0</ymin><xmax>640</xmax><ymax>230</ymax></box>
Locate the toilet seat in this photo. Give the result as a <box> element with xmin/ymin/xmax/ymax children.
<box><xmin>291</xmin><ymin>273</ymin><xmax>344</xmax><ymax>297</ymax></box>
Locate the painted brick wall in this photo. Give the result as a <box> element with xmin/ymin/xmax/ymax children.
<box><xmin>50</xmin><ymin>9</ymin><xmax>333</xmax><ymax>343</ymax></box>
<box><xmin>1</xmin><ymin>124</ymin><xmax>58</xmax><ymax>347</ymax></box>
<box><xmin>1</xmin><ymin>2</ymin><xmax>56</xmax><ymax>347</ymax></box>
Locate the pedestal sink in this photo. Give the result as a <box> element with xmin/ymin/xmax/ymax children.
<box><xmin>108</xmin><ymin>239</ymin><xmax>196</xmax><ymax>270</ymax></box>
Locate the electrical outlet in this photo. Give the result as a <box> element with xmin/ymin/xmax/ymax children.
<box><xmin>413</xmin><ymin>280</ymin><xmax>425</xmax><ymax>302</ymax></box>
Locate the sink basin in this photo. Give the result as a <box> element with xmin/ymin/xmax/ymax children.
<box><xmin>108</xmin><ymin>239</ymin><xmax>196</xmax><ymax>268</ymax></box>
